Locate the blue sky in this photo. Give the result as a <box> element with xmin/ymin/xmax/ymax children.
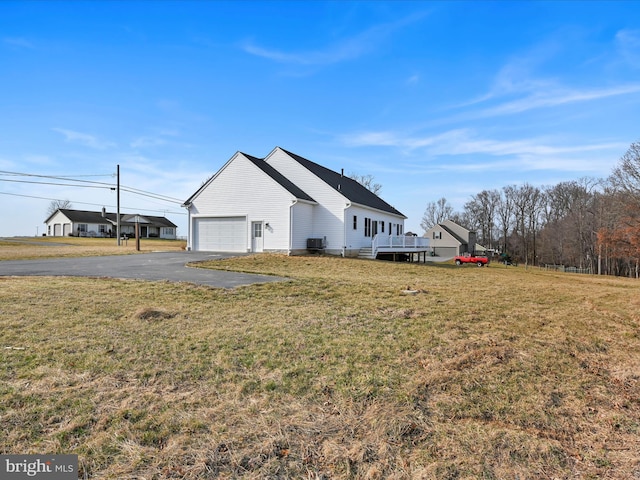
<box><xmin>1</xmin><ymin>1</ymin><xmax>639</xmax><ymax>238</ymax></box>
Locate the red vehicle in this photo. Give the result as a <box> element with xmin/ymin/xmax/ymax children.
<box><xmin>454</xmin><ymin>253</ymin><xmax>489</xmax><ymax>267</ymax></box>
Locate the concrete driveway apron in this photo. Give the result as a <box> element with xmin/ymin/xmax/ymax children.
<box><xmin>0</xmin><ymin>251</ymin><xmax>286</xmax><ymax>288</ymax></box>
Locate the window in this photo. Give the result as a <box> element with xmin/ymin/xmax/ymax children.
<box><xmin>77</xmin><ymin>224</ymin><xmax>87</xmax><ymax>233</ymax></box>
<box><xmin>364</xmin><ymin>217</ymin><xmax>371</xmax><ymax>237</ymax></box>
<box><xmin>381</xmin><ymin>222</ymin><xmax>384</xmax><ymax>233</ymax></box>
<box><xmin>99</xmin><ymin>225</ymin><xmax>107</xmax><ymax>234</ymax></box>
<box><xmin>353</xmin><ymin>215</ymin><xmax>357</xmax><ymax>230</ymax></box>
<box><xmin>433</xmin><ymin>231</ymin><xmax>442</xmax><ymax>239</ymax></box>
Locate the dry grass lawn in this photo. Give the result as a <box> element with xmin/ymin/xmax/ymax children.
<box><xmin>1</xmin><ymin>246</ymin><xmax>639</xmax><ymax>479</ymax></box>
<box><xmin>0</xmin><ymin>236</ymin><xmax>186</xmax><ymax>260</ymax></box>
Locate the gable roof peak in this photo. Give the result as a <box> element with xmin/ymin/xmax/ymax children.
<box><xmin>275</xmin><ymin>147</ymin><xmax>406</xmax><ymax>218</ymax></box>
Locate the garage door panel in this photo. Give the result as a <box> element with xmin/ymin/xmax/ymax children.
<box><xmin>194</xmin><ymin>217</ymin><xmax>246</xmax><ymax>252</ymax></box>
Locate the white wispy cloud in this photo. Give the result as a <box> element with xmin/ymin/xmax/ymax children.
<box><xmin>477</xmin><ymin>83</ymin><xmax>640</xmax><ymax>117</ymax></box>
<box><xmin>116</xmin><ymin>153</ymin><xmax>208</xmax><ymax>202</ymax></box>
<box><xmin>341</xmin><ymin>129</ymin><xmax>458</xmax><ymax>150</ymax></box>
<box><xmin>130</xmin><ymin>136</ymin><xmax>167</xmax><ymax>149</ymax></box>
<box><xmin>406</xmin><ymin>74</ymin><xmax>420</xmax><ymax>85</ymax></box>
<box><xmin>52</xmin><ymin>128</ymin><xmax>116</xmax><ymax>149</ymax></box>
<box><xmin>456</xmin><ymin>31</ymin><xmax>640</xmax><ymax>119</ymax></box>
<box><xmin>241</xmin><ymin>11</ymin><xmax>427</xmax><ymax>67</ymax></box>
<box><xmin>615</xmin><ymin>28</ymin><xmax>640</xmax><ymax>68</ymax></box>
<box><xmin>340</xmin><ymin>127</ymin><xmax>624</xmax><ymax>174</ymax></box>
<box><xmin>3</xmin><ymin>37</ymin><xmax>34</xmax><ymax>49</ymax></box>
<box><xmin>130</xmin><ymin>128</ymin><xmax>184</xmax><ymax>149</ymax></box>
<box><xmin>457</xmin><ymin>40</ymin><xmax>561</xmax><ymax>109</ymax></box>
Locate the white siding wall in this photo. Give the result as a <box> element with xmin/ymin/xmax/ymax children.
<box><xmin>344</xmin><ymin>205</ymin><xmax>406</xmax><ymax>256</ymax></box>
<box><xmin>266</xmin><ymin>149</ymin><xmax>348</xmax><ymax>255</ymax></box>
<box><xmin>46</xmin><ymin>211</ymin><xmax>72</xmax><ymax>237</ymax></box>
<box><xmin>425</xmin><ymin>225</ymin><xmax>463</xmax><ymax>256</ymax></box>
<box><xmin>290</xmin><ymin>201</ymin><xmax>315</xmax><ymax>253</ymax></box>
<box><xmin>188</xmin><ymin>153</ymin><xmax>295</xmax><ymax>252</ymax></box>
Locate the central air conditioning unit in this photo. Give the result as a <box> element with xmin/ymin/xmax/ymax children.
<box><xmin>307</xmin><ymin>238</ymin><xmax>325</xmax><ymax>251</ymax></box>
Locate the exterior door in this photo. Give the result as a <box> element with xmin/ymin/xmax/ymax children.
<box><xmin>251</xmin><ymin>221</ymin><xmax>264</xmax><ymax>252</ymax></box>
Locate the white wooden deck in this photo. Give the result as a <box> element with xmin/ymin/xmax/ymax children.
<box><xmin>360</xmin><ymin>234</ymin><xmax>431</xmax><ymax>260</ymax></box>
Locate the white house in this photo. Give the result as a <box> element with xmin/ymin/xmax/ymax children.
<box><xmin>44</xmin><ymin>209</ymin><xmax>178</xmax><ymax>239</ymax></box>
<box><xmin>182</xmin><ymin>147</ymin><xmax>407</xmax><ymax>256</ymax></box>
<box><xmin>424</xmin><ymin>220</ymin><xmax>478</xmax><ymax>258</ymax></box>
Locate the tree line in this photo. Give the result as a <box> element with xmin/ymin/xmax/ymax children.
<box><xmin>420</xmin><ymin>141</ymin><xmax>640</xmax><ymax>277</ymax></box>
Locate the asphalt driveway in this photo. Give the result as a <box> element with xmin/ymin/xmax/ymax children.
<box><xmin>0</xmin><ymin>251</ymin><xmax>286</xmax><ymax>288</ymax></box>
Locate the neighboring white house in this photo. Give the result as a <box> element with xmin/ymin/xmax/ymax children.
<box><xmin>424</xmin><ymin>220</ymin><xmax>478</xmax><ymax>259</ymax></box>
<box><xmin>182</xmin><ymin>147</ymin><xmax>407</xmax><ymax>256</ymax></box>
<box><xmin>44</xmin><ymin>209</ymin><xmax>178</xmax><ymax>239</ymax></box>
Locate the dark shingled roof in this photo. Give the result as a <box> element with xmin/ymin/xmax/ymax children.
<box><xmin>182</xmin><ymin>152</ymin><xmax>316</xmax><ymax>206</ymax></box>
<box><xmin>279</xmin><ymin>148</ymin><xmax>405</xmax><ymax>217</ymax></box>
<box><xmin>50</xmin><ymin>209</ymin><xmax>177</xmax><ymax>228</ymax></box>
<box><xmin>243</xmin><ymin>153</ymin><xmax>315</xmax><ymax>203</ymax></box>
<box><xmin>183</xmin><ymin>148</ymin><xmax>406</xmax><ymax>218</ymax></box>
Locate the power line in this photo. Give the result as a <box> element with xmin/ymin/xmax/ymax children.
<box><xmin>0</xmin><ymin>170</ymin><xmax>115</xmax><ymax>186</ymax></box>
<box><xmin>0</xmin><ymin>178</ymin><xmax>113</xmax><ymax>189</ymax></box>
<box><xmin>0</xmin><ymin>170</ymin><xmax>112</xmax><ymax>174</ymax></box>
<box><xmin>118</xmin><ymin>186</ymin><xmax>184</xmax><ymax>203</ymax></box>
<box><xmin>0</xmin><ymin>191</ymin><xmax>187</xmax><ymax>216</ymax></box>
<box><xmin>0</xmin><ymin>170</ymin><xmax>185</xmax><ymax>204</ymax></box>
<box><xmin>0</xmin><ymin>170</ymin><xmax>114</xmax><ymax>178</ymax></box>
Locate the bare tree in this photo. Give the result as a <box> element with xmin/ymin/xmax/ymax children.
<box><xmin>464</xmin><ymin>189</ymin><xmax>500</xmax><ymax>248</ymax></box>
<box><xmin>610</xmin><ymin>141</ymin><xmax>640</xmax><ymax>201</ymax></box>
<box><xmin>420</xmin><ymin>197</ymin><xmax>453</xmax><ymax>232</ymax></box>
<box><xmin>449</xmin><ymin>210</ymin><xmax>474</xmax><ymax>231</ymax></box>
<box><xmin>47</xmin><ymin>199</ymin><xmax>73</xmax><ymax>216</ymax></box>
<box><xmin>497</xmin><ymin>186</ymin><xmax>515</xmax><ymax>255</ymax></box>
<box><xmin>526</xmin><ymin>185</ymin><xmax>545</xmax><ymax>266</ymax></box>
<box><xmin>603</xmin><ymin>142</ymin><xmax>640</xmax><ymax>276</ymax></box>
<box><xmin>540</xmin><ymin>182</ymin><xmax>574</xmax><ymax>265</ymax></box>
<box><xmin>507</xmin><ymin>183</ymin><xmax>543</xmax><ymax>265</ymax></box>
<box><xmin>348</xmin><ymin>173</ymin><xmax>382</xmax><ymax>195</ymax></box>
<box><xmin>444</xmin><ymin>141</ymin><xmax>640</xmax><ymax>276</ymax></box>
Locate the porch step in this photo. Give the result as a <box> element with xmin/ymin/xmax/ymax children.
<box><xmin>358</xmin><ymin>247</ymin><xmax>374</xmax><ymax>259</ymax></box>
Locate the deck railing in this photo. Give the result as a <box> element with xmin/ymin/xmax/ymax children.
<box><xmin>372</xmin><ymin>234</ymin><xmax>430</xmax><ymax>257</ymax></box>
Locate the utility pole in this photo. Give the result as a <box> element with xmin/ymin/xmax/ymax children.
<box><xmin>117</xmin><ymin>164</ymin><xmax>121</xmax><ymax>246</ymax></box>
<box><xmin>135</xmin><ymin>217</ymin><xmax>140</xmax><ymax>251</ymax></box>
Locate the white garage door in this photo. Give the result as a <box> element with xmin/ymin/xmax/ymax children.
<box><xmin>194</xmin><ymin>217</ymin><xmax>247</xmax><ymax>252</ymax></box>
